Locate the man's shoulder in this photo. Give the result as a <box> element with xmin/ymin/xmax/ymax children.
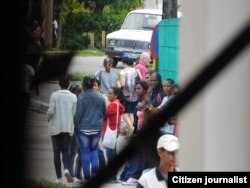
<box><xmin>138</xmin><ymin>168</ymin><xmax>158</xmax><ymax>188</ymax></box>
<box><xmin>95</xmin><ymin>70</ymin><xmax>102</xmax><ymax>77</ymax></box>
<box><xmin>135</xmin><ymin>63</ymin><xmax>146</xmax><ymax>69</ymax></box>
<box><xmin>140</xmin><ymin>168</ymin><xmax>156</xmax><ymax>179</ymax></box>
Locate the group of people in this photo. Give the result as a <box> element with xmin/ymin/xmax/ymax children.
<box><xmin>47</xmin><ymin>51</ymin><xmax>181</xmax><ymax>187</ymax></box>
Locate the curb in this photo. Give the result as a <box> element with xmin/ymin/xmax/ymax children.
<box><xmin>29</xmin><ymin>99</ymin><xmax>49</xmax><ymax>114</ymax></box>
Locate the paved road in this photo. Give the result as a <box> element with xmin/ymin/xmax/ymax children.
<box><xmin>26</xmin><ymin>56</ymin><xmax>136</xmax><ymax>188</ymax></box>
<box><xmin>67</xmin><ymin>56</ymin><xmax>123</xmax><ymax>75</ymax></box>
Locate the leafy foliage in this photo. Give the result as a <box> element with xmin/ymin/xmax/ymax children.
<box><xmin>62</xmin><ymin>10</ymin><xmax>127</xmax><ymax>49</ymax></box>
<box><xmin>80</xmin><ymin>0</ymin><xmax>144</xmax><ymax>13</ymax></box>
<box><xmin>55</xmin><ymin>0</ymin><xmax>143</xmax><ymax>50</ymax></box>
<box><xmin>68</xmin><ymin>72</ymin><xmax>94</xmax><ymax>81</ymax></box>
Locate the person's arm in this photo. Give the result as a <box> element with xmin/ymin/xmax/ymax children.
<box><xmin>95</xmin><ymin>70</ymin><xmax>101</xmax><ymax>79</ymax></box>
<box><xmin>120</xmin><ymin>73</ymin><xmax>126</xmax><ymax>88</ymax></box>
<box><xmin>74</xmin><ymin>95</ymin><xmax>83</xmax><ymax>127</ymax></box>
<box><xmin>47</xmin><ymin>93</ymin><xmax>55</xmax><ymax>122</ymax></box>
<box><xmin>116</xmin><ymin>80</ymin><xmax>121</xmax><ymax>88</ymax></box>
<box><xmin>72</xmin><ymin>95</ymin><xmax>77</xmax><ymax>117</ymax></box>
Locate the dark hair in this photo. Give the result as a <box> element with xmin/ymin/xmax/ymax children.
<box><xmin>135</xmin><ymin>80</ymin><xmax>149</xmax><ymax>91</ymax></box>
<box><xmin>94</xmin><ymin>78</ymin><xmax>100</xmax><ymax>87</ymax></box>
<box><xmin>110</xmin><ymin>87</ymin><xmax>124</xmax><ymax>104</ymax></box>
<box><xmin>82</xmin><ymin>76</ymin><xmax>94</xmax><ymax>90</ymax></box>
<box><xmin>151</xmin><ymin>72</ymin><xmax>162</xmax><ymax>85</ymax></box>
<box><xmin>122</xmin><ymin>56</ymin><xmax>133</xmax><ymax>66</ymax></box>
<box><xmin>59</xmin><ymin>75</ymin><xmax>69</xmax><ymax>89</ymax></box>
<box><xmin>69</xmin><ymin>83</ymin><xmax>82</xmax><ymax>95</ymax></box>
<box><xmin>170</xmin><ymin>84</ymin><xmax>180</xmax><ymax>95</ymax></box>
<box><xmin>165</xmin><ymin>78</ymin><xmax>175</xmax><ymax>85</ymax></box>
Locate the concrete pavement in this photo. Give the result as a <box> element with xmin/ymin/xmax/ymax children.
<box><xmin>26</xmin><ymin>80</ymin><xmax>136</xmax><ymax>188</ymax></box>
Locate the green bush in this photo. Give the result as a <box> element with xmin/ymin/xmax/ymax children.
<box><xmin>62</xmin><ymin>12</ymin><xmax>91</xmax><ymax>50</ymax></box>
<box><xmin>68</xmin><ymin>72</ymin><xmax>94</xmax><ymax>81</ymax></box>
<box><xmin>68</xmin><ymin>72</ymin><xmax>84</xmax><ymax>81</ymax></box>
<box><xmin>62</xmin><ymin>10</ymin><xmax>127</xmax><ymax>50</ymax></box>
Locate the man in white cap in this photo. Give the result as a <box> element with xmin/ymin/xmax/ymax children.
<box><xmin>136</xmin><ymin>134</ymin><xmax>180</xmax><ymax>188</ymax></box>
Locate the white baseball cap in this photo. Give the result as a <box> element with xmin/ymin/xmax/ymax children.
<box><xmin>157</xmin><ymin>134</ymin><xmax>180</xmax><ymax>152</ymax></box>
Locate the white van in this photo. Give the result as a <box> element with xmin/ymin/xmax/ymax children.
<box><xmin>105</xmin><ymin>9</ymin><xmax>162</xmax><ymax>67</ymax></box>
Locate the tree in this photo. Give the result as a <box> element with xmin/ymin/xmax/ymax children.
<box><xmin>81</xmin><ymin>0</ymin><xmax>144</xmax><ymax>14</ymax></box>
<box><xmin>42</xmin><ymin>0</ymin><xmax>53</xmax><ymax>49</ymax></box>
<box><xmin>53</xmin><ymin>0</ymin><xmax>83</xmax><ymax>48</ymax></box>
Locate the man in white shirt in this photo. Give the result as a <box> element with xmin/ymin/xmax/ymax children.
<box><xmin>137</xmin><ymin>134</ymin><xmax>180</xmax><ymax>188</ymax></box>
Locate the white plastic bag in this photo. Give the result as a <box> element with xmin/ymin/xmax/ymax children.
<box><xmin>102</xmin><ymin>125</ymin><xmax>117</xmax><ymax>149</ymax></box>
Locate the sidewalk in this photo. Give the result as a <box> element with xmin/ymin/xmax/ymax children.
<box><xmin>26</xmin><ymin>81</ymin><xmax>136</xmax><ymax>188</ymax></box>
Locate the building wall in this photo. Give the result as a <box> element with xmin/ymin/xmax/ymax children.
<box><xmin>178</xmin><ymin>0</ymin><xmax>250</xmax><ymax>170</ymax></box>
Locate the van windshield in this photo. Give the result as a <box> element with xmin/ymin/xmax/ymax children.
<box><xmin>121</xmin><ymin>13</ymin><xmax>162</xmax><ymax>30</ymax></box>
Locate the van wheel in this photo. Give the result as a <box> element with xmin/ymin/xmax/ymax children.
<box><xmin>112</xmin><ymin>58</ymin><xmax>118</xmax><ymax>67</ymax></box>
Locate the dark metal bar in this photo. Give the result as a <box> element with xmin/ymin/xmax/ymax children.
<box><xmin>83</xmin><ymin>20</ymin><xmax>250</xmax><ymax>188</ymax></box>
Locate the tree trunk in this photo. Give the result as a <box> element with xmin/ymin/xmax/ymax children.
<box><xmin>41</xmin><ymin>0</ymin><xmax>53</xmax><ymax>49</ymax></box>
<box><xmin>162</xmin><ymin>0</ymin><xmax>177</xmax><ymax>19</ymax></box>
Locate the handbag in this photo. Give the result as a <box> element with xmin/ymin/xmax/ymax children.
<box><xmin>102</xmin><ymin>103</ymin><xmax>119</xmax><ymax>149</ymax></box>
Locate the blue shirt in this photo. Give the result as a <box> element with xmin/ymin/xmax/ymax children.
<box><xmin>74</xmin><ymin>90</ymin><xmax>106</xmax><ymax>130</ymax></box>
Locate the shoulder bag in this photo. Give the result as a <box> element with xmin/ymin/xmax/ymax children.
<box><xmin>102</xmin><ymin>103</ymin><xmax>119</xmax><ymax>149</ymax></box>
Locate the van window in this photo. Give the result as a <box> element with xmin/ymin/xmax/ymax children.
<box><xmin>122</xmin><ymin>13</ymin><xmax>161</xmax><ymax>30</ymax></box>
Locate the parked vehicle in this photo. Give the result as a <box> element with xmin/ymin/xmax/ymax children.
<box><xmin>105</xmin><ymin>9</ymin><xmax>162</xmax><ymax>67</ymax></box>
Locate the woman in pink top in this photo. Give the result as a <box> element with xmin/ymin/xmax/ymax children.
<box><xmin>135</xmin><ymin>81</ymin><xmax>149</xmax><ymax>130</ymax></box>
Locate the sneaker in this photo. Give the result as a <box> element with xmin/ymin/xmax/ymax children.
<box><xmin>54</xmin><ymin>178</ymin><xmax>62</xmax><ymax>184</ymax></box>
<box><xmin>121</xmin><ymin>178</ymin><xmax>138</xmax><ymax>186</ymax></box>
<box><xmin>64</xmin><ymin>169</ymin><xmax>74</xmax><ymax>183</ymax></box>
<box><xmin>118</xmin><ymin>179</ymin><xmax>126</xmax><ymax>184</ymax></box>
<box><xmin>73</xmin><ymin>177</ymin><xmax>83</xmax><ymax>183</ymax></box>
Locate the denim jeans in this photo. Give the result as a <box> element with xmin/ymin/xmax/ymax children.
<box><xmin>119</xmin><ymin>153</ymin><xmax>142</xmax><ymax>181</ymax></box>
<box><xmin>68</xmin><ymin>132</ymin><xmax>82</xmax><ymax>179</ymax></box>
<box><xmin>76</xmin><ymin>130</ymin><xmax>101</xmax><ymax>180</ymax></box>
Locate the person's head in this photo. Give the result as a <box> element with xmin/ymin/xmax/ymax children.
<box><xmin>122</xmin><ymin>56</ymin><xmax>134</xmax><ymax>67</ymax></box>
<box><xmin>136</xmin><ymin>101</ymin><xmax>145</xmax><ymax>111</ymax></box>
<box><xmin>145</xmin><ymin>70</ymin><xmax>155</xmax><ymax>87</ymax></box>
<box><xmin>69</xmin><ymin>83</ymin><xmax>82</xmax><ymax>96</ymax></box>
<box><xmin>163</xmin><ymin>78</ymin><xmax>174</xmax><ymax>96</ymax></box>
<box><xmin>157</xmin><ymin>134</ymin><xmax>180</xmax><ymax>168</ymax></box>
<box><xmin>136</xmin><ymin>100</ymin><xmax>151</xmax><ymax>112</ymax></box>
<box><xmin>93</xmin><ymin>78</ymin><xmax>100</xmax><ymax>92</ymax></box>
<box><xmin>59</xmin><ymin>75</ymin><xmax>70</xmax><ymax>89</ymax></box>
<box><xmin>135</xmin><ymin>80</ymin><xmax>149</xmax><ymax>98</ymax></box>
<box><xmin>150</xmin><ymin>72</ymin><xmax>162</xmax><ymax>89</ymax></box>
<box><xmin>168</xmin><ymin>115</ymin><xmax>178</xmax><ymax>125</ymax></box>
<box><xmin>170</xmin><ymin>84</ymin><xmax>180</xmax><ymax>96</ymax></box>
<box><xmin>103</xmin><ymin>57</ymin><xmax>113</xmax><ymax>72</ymax></box>
<box><xmin>82</xmin><ymin>76</ymin><xmax>94</xmax><ymax>91</ymax></box>
<box><xmin>139</xmin><ymin>52</ymin><xmax>150</xmax><ymax>66</ymax></box>
<box><xmin>107</xmin><ymin>87</ymin><xmax>122</xmax><ymax>102</ymax></box>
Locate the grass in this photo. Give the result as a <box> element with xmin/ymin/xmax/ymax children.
<box><xmin>68</xmin><ymin>72</ymin><xmax>95</xmax><ymax>81</ymax></box>
<box><xmin>75</xmin><ymin>48</ymin><xmax>105</xmax><ymax>57</ymax></box>
<box><xmin>43</xmin><ymin>48</ymin><xmax>105</xmax><ymax>57</ymax></box>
